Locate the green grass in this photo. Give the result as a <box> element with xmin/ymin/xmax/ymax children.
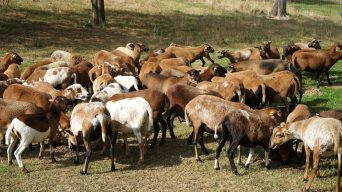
<box><xmin>0</xmin><ymin>0</ymin><xmax>342</xmax><ymax>191</ymax></box>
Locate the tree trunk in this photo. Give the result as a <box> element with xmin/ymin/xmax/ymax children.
<box><xmin>271</xmin><ymin>0</ymin><xmax>287</xmax><ymax>17</ymax></box>
<box><xmin>340</xmin><ymin>0</ymin><xmax>342</xmax><ymax>16</ymax></box>
<box><xmin>91</xmin><ymin>0</ymin><xmax>105</xmax><ymax>26</ymax></box>
<box><xmin>279</xmin><ymin>0</ymin><xmax>287</xmax><ymax>17</ymax></box>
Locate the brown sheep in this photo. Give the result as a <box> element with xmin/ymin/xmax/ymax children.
<box><xmin>144</xmin><ymin>50</ymin><xmax>176</xmax><ymax>62</ymax></box>
<box><xmin>69</xmin><ymin>59</ymin><xmax>93</xmax><ymax>92</ymax></box>
<box><xmin>283</xmin><ymin>39</ymin><xmax>322</xmax><ymax>62</ymax></box>
<box><xmin>4</xmin><ymin>64</ymin><xmax>20</xmax><ymax>79</ymax></box>
<box><xmin>88</xmin><ymin>62</ymin><xmax>121</xmax><ymax>83</ymax></box>
<box><xmin>20</xmin><ymin>58</ymin><xmax>53</xmax><ymax>80</ymax></box>
<box><xmin>227</xmin><ymin>59</ymin><xmax>288</xmax><ymax>75</ymax></box>
<box><xmin>159</xmin><ymin>68</ymin><xmax>185</xmax><ymax>77</ymax></box>
<box><xmin>93</xmin><ymin>50</ymin><xmax>132</xmax><ymax>73</ymax></box>
<box><xmin>165</xmin><ymin>84</ymin><xmax>223</xmax><ymax>139</ymax></box>
<box><xmin>261</xmin><ymin>41</ymin><xmax>280</xmax><ymax>59</ymax></box>
<box><xmin>92</xmin><ymin>74</ymin><xmax>115</xmax><ymax>92</ymax></box>
<box><xmin>0</xmin><ymin>78</ymin><xmax>24</xmax><ymax>98</ymax></box>
<box><xmin>0</xmin><ymin>52</ymin><xmax>23</xmax><ymax>73</ymax></box>
<box><xmin>0</xmin><ymin>73</ymin><xmax>8</xmax><ymax>81</ymax></box>
<box><xmin>165</xmin><ymin>43</ymin><xmax>215</xmax><ymax>66</ymax></box>
<box><xmin>292</xmin><ymin>43</ymin><xmax>342</xmax><ymax>87</ymax></box>
<box><xmin>217</xmin><ymin>48</ymin><xmax>267</xmax><ymax>63</ymax></box>
<box><xmin>142</xmin><ymin>69</ymin><xmax>201</xmax><ymax>94</ymax></box>
<box><xmin>109</xmin><ymin>89</ymin><xmax>167</xmax><ymax>148</ymax></box>
<box><xmin>139</xmin><ymin>61</ymin><xmax>162</xmax><ymax>82</ymax></box>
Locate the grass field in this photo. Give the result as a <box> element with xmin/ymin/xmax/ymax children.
<box><xmin>0</xmin><ymin>0</ymin><xmax>342</xmax><ymax>191</ymax></box>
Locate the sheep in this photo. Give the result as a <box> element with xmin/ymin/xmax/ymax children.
<box><xmin>20</xmin><ymin>58</ymin><xmax>53</xmax><ymax>80</ymax></box>
<box><xmin>144</xmin><ymin>50</ymin><xmax>176</xmax><ymax>62</ymax></box>
<box><xmin>65</xmin><ymin>102</ymin><xmax>114</xmax><ymax>174</ymax></box>
<box><xmin>50</xmin><ymin>50</ymin><xmax>83</xmax><ymax>66</ymax></box>
<box><xmin>164</xmin><ymin>43</ymin><xmax>215</xmax><ymax>66</ymax></box>
<box><xmin>260</xmin><ymin>41</ymin><xmax>280</xmax><ymax>59</ymax></box>
<box><xmin>4</xmin><ymin>64</ymin><xmax>20</xmax><ymax>79</ymax></box>
<box><xmin>5</xmin><ymin>96</ymin><xmax>70</xmax><ymax>173</ymax></box>
<box><xmin>142</xmin><ymin>69</ymin><xmax>201</xmax><ymax>94</ymax></box>
<box><xmin>109</xmin><ymin>89</ymin><xmax>167</xmax><ymax>148</ymax></box>
<box><xmin>29</xmin><ymin>81</ymin><xmax>89</xmax><ymax>102</ymax></box>
<box><xmin>114</xmin><ymin>43</ymin><xmax>135</xmax><ymax>56</ymax></box>
<box><xmin>287</xmin><ymin>104</ymin><xmax>311</xmax><ymax>123</ymax></box>
<box><xmin>292</xmin><ymin>43</ymin><xmax>342</xmax><ymax>87</ymax></box>
<box><xmin>114</xmin><ymin>75</ymin><xmax>139</xmax><ymax>91</ymax></box>
<box><xmin>0</xmin><ymin>99</ymin><xmax>44</xmax><ymax>146</ymax></box>
<box><xmin>88</xmin><ymin>62</ymin><xmax>121</xmax><ymax>83</ymax></box>
<box><xmin>0</xmin><ymin>78</ymin><xmax>24</xmax><ymax>98</ymax></box>
<box><xmin>165</xmin><ymin>84</ymin><xmax>223</xmax><ymax>140</ymax></box>
<box><xmin>106</xmin><ymin>97</ymin><xmax>153</xmax><ymax>164</ymax></box>
<box><xmin>90</xmin><ymin>83</ymin><xmax>128</xmax><ymax>102</ymax></box>
<box><xmin>114</xmin><ymin>42</ymin><xmax>149</xmax><ymax>62</ymax></box>
<box><xmin>227</xmin><ymin>59</ymin><xmax>288</xmax><ymax>75</ymax></box>
<box><xmin>319</xmin><ymin>109</ymin><xmax>342</xmax><ymax>121</ymax></box>
<box><xmin>159</xmin><ymin>68</ymin><xmax>185</xmax><ymax>78</ymax></box>
<box><xmin>212</xmin><ymin>70</ymin><xmax>267</xmax><ymax>109</ymax></box>
<box><xmin>40</xmin><ymin>61</ymin><xmax>68</xmax><ymax>69</ymax></box>
<box><xmin>217</xmin><ymin>48</ymin><xmax>253</xmax><ymax>63</ymax></box>
<box><xmin>196</xmin><ymin>79</ymin><xmax>245</xmax><ymax>102</ymax></box>
<box><xmin>270</xmin><ymin>117</ymin><xmax>342</xmax><ymax>192</ymax></box>
<box><xmin>92</xmin><ymin>74</ymin><xmax>115</xmax><ymax>92</ymax></box>
<box><xmin>184</xmin><ymin>95</ymin><xmax>282</xmax><ymax>174</ymax></box>
<box><xmin>283</xmin><ymin>39</ymin><xmax>321</xmax><ymax>62</ymax></box>
<box><xmin>261</xmin><ymin>71</ymin><xmax>302</xmax><ymax>113</ymax></box>
<box><xmin>69</xmin><ymin>59</ymin><xmax>93</xmax><ymax>93</ymax></box>
<box><xmin>0</xmin><ymin>73</ymin><xmax>8</xmax><ymax>81</ymax></box>
<box><xmin>27</xmin><ymin>67</ymin><xmax>77</xmax><ymax>89</ymax></box>
<box><xmin>3</xmin><ymin>84</ymin><xmax>56</xmax><ymax>112</ymax></box>
<box><xmin>0</xmin><ymin>52</ymin><xmax>23</xmax><ymax>73</ymax></box>
<box><xmin>93</xmin><ymin>50</ymin><xmax>132</xmax><ymax>73</ymax></box>
<box><xmin>139</xmin><ymin>61</ymin><xmax>162</xmax><ymax>82</ymax></box>
<box><xmin>158</xmin><ymin>57</ymin><xmax>190</xmax><ymax>70</ymax></box>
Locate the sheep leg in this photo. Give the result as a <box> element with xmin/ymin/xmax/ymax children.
<box><xmin>264</xmin><ymin>147</ymin><xmax>270</xmax><ymax>169</ymax></box>
<box><xmin>227</xmin><ymin>139</ymin><xmax>240</xmax><ymax>176</ymax></box>
<box><xmin>303</xmin><ymin>144</ymin><xmax>310</xmax><ymax>181</ymax></box>
<box><xmin>337</xmin><ymin>150</ymin><xmax>341</xmax><ymax>192</ymax></box>
<box><xmin>245</xmin><ymin>148</ymin><xmax>254</xmax><ymax>171</ymax></box>
<box><xmin>166</xmin><ymin>108</ymin><xmax>177</xmax><ymax>139</ymax></box>
<box><xmin>237</xmin><ymin>145</ymin><xmax>243</xmax><ymax>166</ymax></box>
<box><xmin>200</xmin><ymin>58</ymin><xmax>206</xmax><ymax>67</ymax></box>
<box><xmin>38</xmin><ymin>142</ymin><xmax>44</xmax><ymax>159</ymax></box>
<box><xmin>80</xmin><ymin>140</ymin><xmax>92</xmax><ymax>175</ymax></box>
<box><xmin>214</xmin><ymin>128</ymin><xmax>228</xmax><ymax>170</ymax></box>
<box><xmin>205</xmin><ymin>55</ymin><xmax>215</xmax><ymax>64</ymax></box>
<box><xmin>159</xmin><ymin>117</ymin><xmax>167</xmax><ymax>145</ymax></box>
<box><xmin>187</xmin><ymin>131</ymin><xmax>194</xmax><ymax>145</ymax></box>
<box><xmin>113</xmin><ymin>131</ymin><xmax>118</xmax><ymax>145</ymax></box>
<box><xmin>316</xmin><ymin>72</ymin><xmax>321</xmax><ymax>88</ymax></box>
<box><xmin>325</xmin><ymin>71</ymin><xmax>332</xmax><ymax>85</ymax></box>
<box><xmin>198</xmin><ymin>126</ymin><xmax>209</xmax><ymax>155</ymax></box>
<box><xmin>123</xmin><ymin>133</ymin><xmax>130</xmax><ymax>155</ymax></box>
<box><xmin>49</xmin><ymin>142</ymin><xmax>56</xmax><ymax>163</ymax></box>
<box><xmin>193</xmin><ymin>123</ymin><xmax>202</xmax><ymax>163</ymax></box>
<box><xmin>150</xmin><ymin>121</ymin><xmax>160</xmax><ymax>149</ymax></box>
<box><xmin>14</xmin><ymin>140</ymin><xmax>30</xmax><ymax>173</ymax></box>
<box><xmin>304</xmin><ymin>146</ymin><xmax>320</xmax><ymax>191</ymax></box>
<box><xmin>74</xmin><ymin>136</ymin><xmax>80</xmax><ymax>165</ymax></box>
<box><xmin>108</xmin><ymin>135</ymin><xmax>115</xmax><ymax>172</ymax></box>
<box><xmin>7</xmin><ymin>136</ymin><xmax>18</xmax><ymax>165</ymax></box>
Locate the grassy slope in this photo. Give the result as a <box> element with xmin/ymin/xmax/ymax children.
<box><xmin>0</xmin><ymin>0</ymin><xmax>341</xmax><ymax>191</ymax></box>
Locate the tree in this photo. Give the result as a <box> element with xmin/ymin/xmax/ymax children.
<box><xmin>271</xmin><ymin>0</ymin><xmax>287</xmax><ymax>18</ymax></box>
<box><xmin>91</xmin><ymin>0</ymin><xmax>105</xmax><ymax>26</ymax></box>
<box><xmin>340</xmin><ymin>0</ymin><xmax>342</xmax><ymax>16</ymax></box>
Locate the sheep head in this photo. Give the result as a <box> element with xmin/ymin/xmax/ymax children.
<box><xmin>204</xmin><ymin>44</ymin><xmax>215</xmax><ymax>53</ymax></box>
<box><xmin>5</xmin><ymin>52</ymin><xmax>23</xmax><ymax>64</ymax></box>
<box><xmin>217</xmin><ymin>50</ymin><xmax>228</xmax><ymax>59</ymax></box>
<box><xmin>308</xmin><ymin>39</ymin><xmax>322</xmax><ymax>49</ymax></box>
<box><xmin>270</xmin><ymin>122</ymin><xmax>292</xmax><ymax>149</ymax></box>
<box><xmin>186</xmin><ymin>69</ymin><xmax>201</xmax><ymax>85</ymax></box>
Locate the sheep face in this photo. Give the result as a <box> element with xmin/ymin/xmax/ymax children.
<box><xmin>66</xmin><ymin>84</ymin><xmax>89</xmax><ymax>101</ymax></box>
<box><xmin>227</xmin><ymin>64</ymin><xmax>236</xmax><ymax>73</ymax></box>
<box><xmin>262</xmin><ymin>41</ymin><xmax>272</xmax><ymax>50</ymax></box>
<box><xmin>270</xmin><ymin>122</ymin><xmax>291</xmax><ymax>149</ymax></box>
<box><xmin>204</xmin><ymin>44</ymin><xmax>215</xmax><ymax>53</ymax></box>
<box><xmin>217</xmin><ymin>50</ymin><xmax>227</xmax><ymax>59</ymax></box>
<box><xmin>336</xmin><ymin>43</ymin><xmax>342</xmax><ymax>53</ymax></box>
<box><xmin>187</xmin><ymin>69</ymin><xmax>201</xmax><ymax>84</ymax></box>
<box><xmin>211</xmin><ymin>63</ymin><xmax>227</xmax><ymax>76</ymax></box>
<box><xmin>137</xmin><ymin>43</ymin><xmax>149</xmax><ymax>52</ymax></box>
<box><xmin>6</xmin><ymin>52</ymin><xmax>23</xmax><ymax>64</ymax></box>
<box><xmin>308</xmin><ymin>39</ymin><xmax>321</xmax><ymax>49</ymax></box>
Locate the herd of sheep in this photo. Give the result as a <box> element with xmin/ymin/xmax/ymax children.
<box><xmin>0</xmin><ymin>39</ymin><xmax>342</xmax><ymax>191</ymax></box>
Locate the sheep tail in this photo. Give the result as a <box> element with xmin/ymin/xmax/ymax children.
<box><xmin>5</xmin><ymin>121</ymin><xmax>15</xmax><ymax>145</ymax></box>
<box><xmin>97</xmin><ymin>114</ymin><xmax>107</xmax><ymax>143</ymax></box>
<box><xmin>184</xmin><ymin>108</ymin><xmax>192</xmax><ymax>126</ymax></box>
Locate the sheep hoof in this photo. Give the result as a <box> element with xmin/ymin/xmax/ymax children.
<box><xmin>238</xmin><ymin>162</ymin><xmax>244</xmax><ymax>167</ymax></box>
<box><xmin>111</xmin><ymin>165</ymin><xmax>115</xmax><ymax>172</ymax></box>
<box><xmin>51</xmin><ymin>158</ymin><xmax>57</xmax><ymax>163</ymax></box>
<box><xmin>303</xmin><ymin>177</ymin><xmax>308</xmax><ymax>181</ymax></box>
<box><xmin>80</xmin><ymin>170</ymin><xmax>87</xmax><ymax>175</ymax></box>
<box><xmin>233</xmin><ymin>170</ymin><xmax>240</xmax><ymax>176</ymax></box>
<box><xmin>196</xmin><ymin>159</ymin><xmax>204</xmax><ymax>163</ymax></box>
<box><xmin>245</xmin><ymin>164</ymin><xmax>250</xmax><ymax>171</ymax></box>
<box><xmin>138</xmin><ymin>160</ymin><xmax>144</xmax><ymax>165</ymax></box>
<box><xmin>266</xmin><ymin>164</ymin><xmax>271</xmax><ymax>170</ymax></box>
<box><xmin>38</xmin><ymin>156</ymin><xmax>43</xmax><ymax>160</ymax></box>
<box><xmin>215</xmin><ymin>167</ymin><xmax>220</xmax><ymax>170</ymax></box>
<box><xmin>22</xmin><ymin>167</ymin><xmax>29</xmax><ymax>174</ymax></box>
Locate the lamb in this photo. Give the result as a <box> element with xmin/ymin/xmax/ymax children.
<box><xmin>4</xmin><ymin>64</ymin><xmax>20</xmax><ymax>79</ymax></box>
<box><xmin>184</xmin><ymin>95</ymin><xmax>282</xmax><ymax>174</ymax></box>
<box><xmin>142</xmin><ymin>69</ymin><xmax>201</xmax><ymax>94</ymax></box>
<box><xmin>65</xmin><ymin>102</ymin><xmax>114</xmax><ymax>174</ymax></box>
<box><xmin>5</xmin><ymin>96</ymin><xmax>70</xmax><ymax>173</ymax></box>
<box><xmin>164</xmin><ymin>43</ymin><xmax>215</xmax><ymax>66</ymax></box>
<box><xmin>227</xmin><ymin>59</ymin><xmax>288</xmax><ymax>75</ymax></box>
<box><xmin>92</xmin><ymin>74</ymin><xmax>115</xmax><ymax>92</ymax></box>
<box><xmin>270</xmin><ymin>117</ymin><xmax>342</xmax><ymax>192</ymax></box>
<box><xmin>292</xmin><ymin>43</ymin><xmax>342</xmax><ymax>87</ymax></box>
<box><xmin>109</xmin><ymin>89</ymin><xmax>167</xmax><ymax>148</ymax></box>
<box><xmin>0</xmin><ymin>52</ymin><xmax>23</xmax><ymax>73</ymax></box>
<box><xmin>106</xmin><ymin>97</ymin><xmax>153</xmax><ymax>164</ymax></box>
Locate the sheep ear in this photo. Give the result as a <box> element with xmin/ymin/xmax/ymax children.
<box><xmin>5</xmin><ymin>52</ymin><xmax>9</xmax><ymax>55</ymax></box>
<box><xmin>280</xmin><ymin>122</ymin><xmax>286</xmax><ymax>127</ymax></box>
<box><xmin>268</xmin><ymin>41</ymin><xmax>272</xmax><ymax>44</ymax></box>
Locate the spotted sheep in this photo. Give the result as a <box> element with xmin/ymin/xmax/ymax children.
<box><xmin>5</xmin><ymin>96</ymin><xmax>70</xmax><ymax>173</ymax></box>
<box><xmin>106</xmin><ymin>97</ymin><xmax>153</xmax><ymax>164</ymax></box>
<box><xmin>90</xmin><ymin>82</ymin><xmax>128</xmax><ymax>102</ymax></box>
<box><xmin>270</xmin><ymin>116</ymin><xmax>342</xmax><ymax>192</ymax></box>
<box><xmin>65</xmin><ymin>102</ymin><xmax>114</xmax><ymax>174</ymax></box>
